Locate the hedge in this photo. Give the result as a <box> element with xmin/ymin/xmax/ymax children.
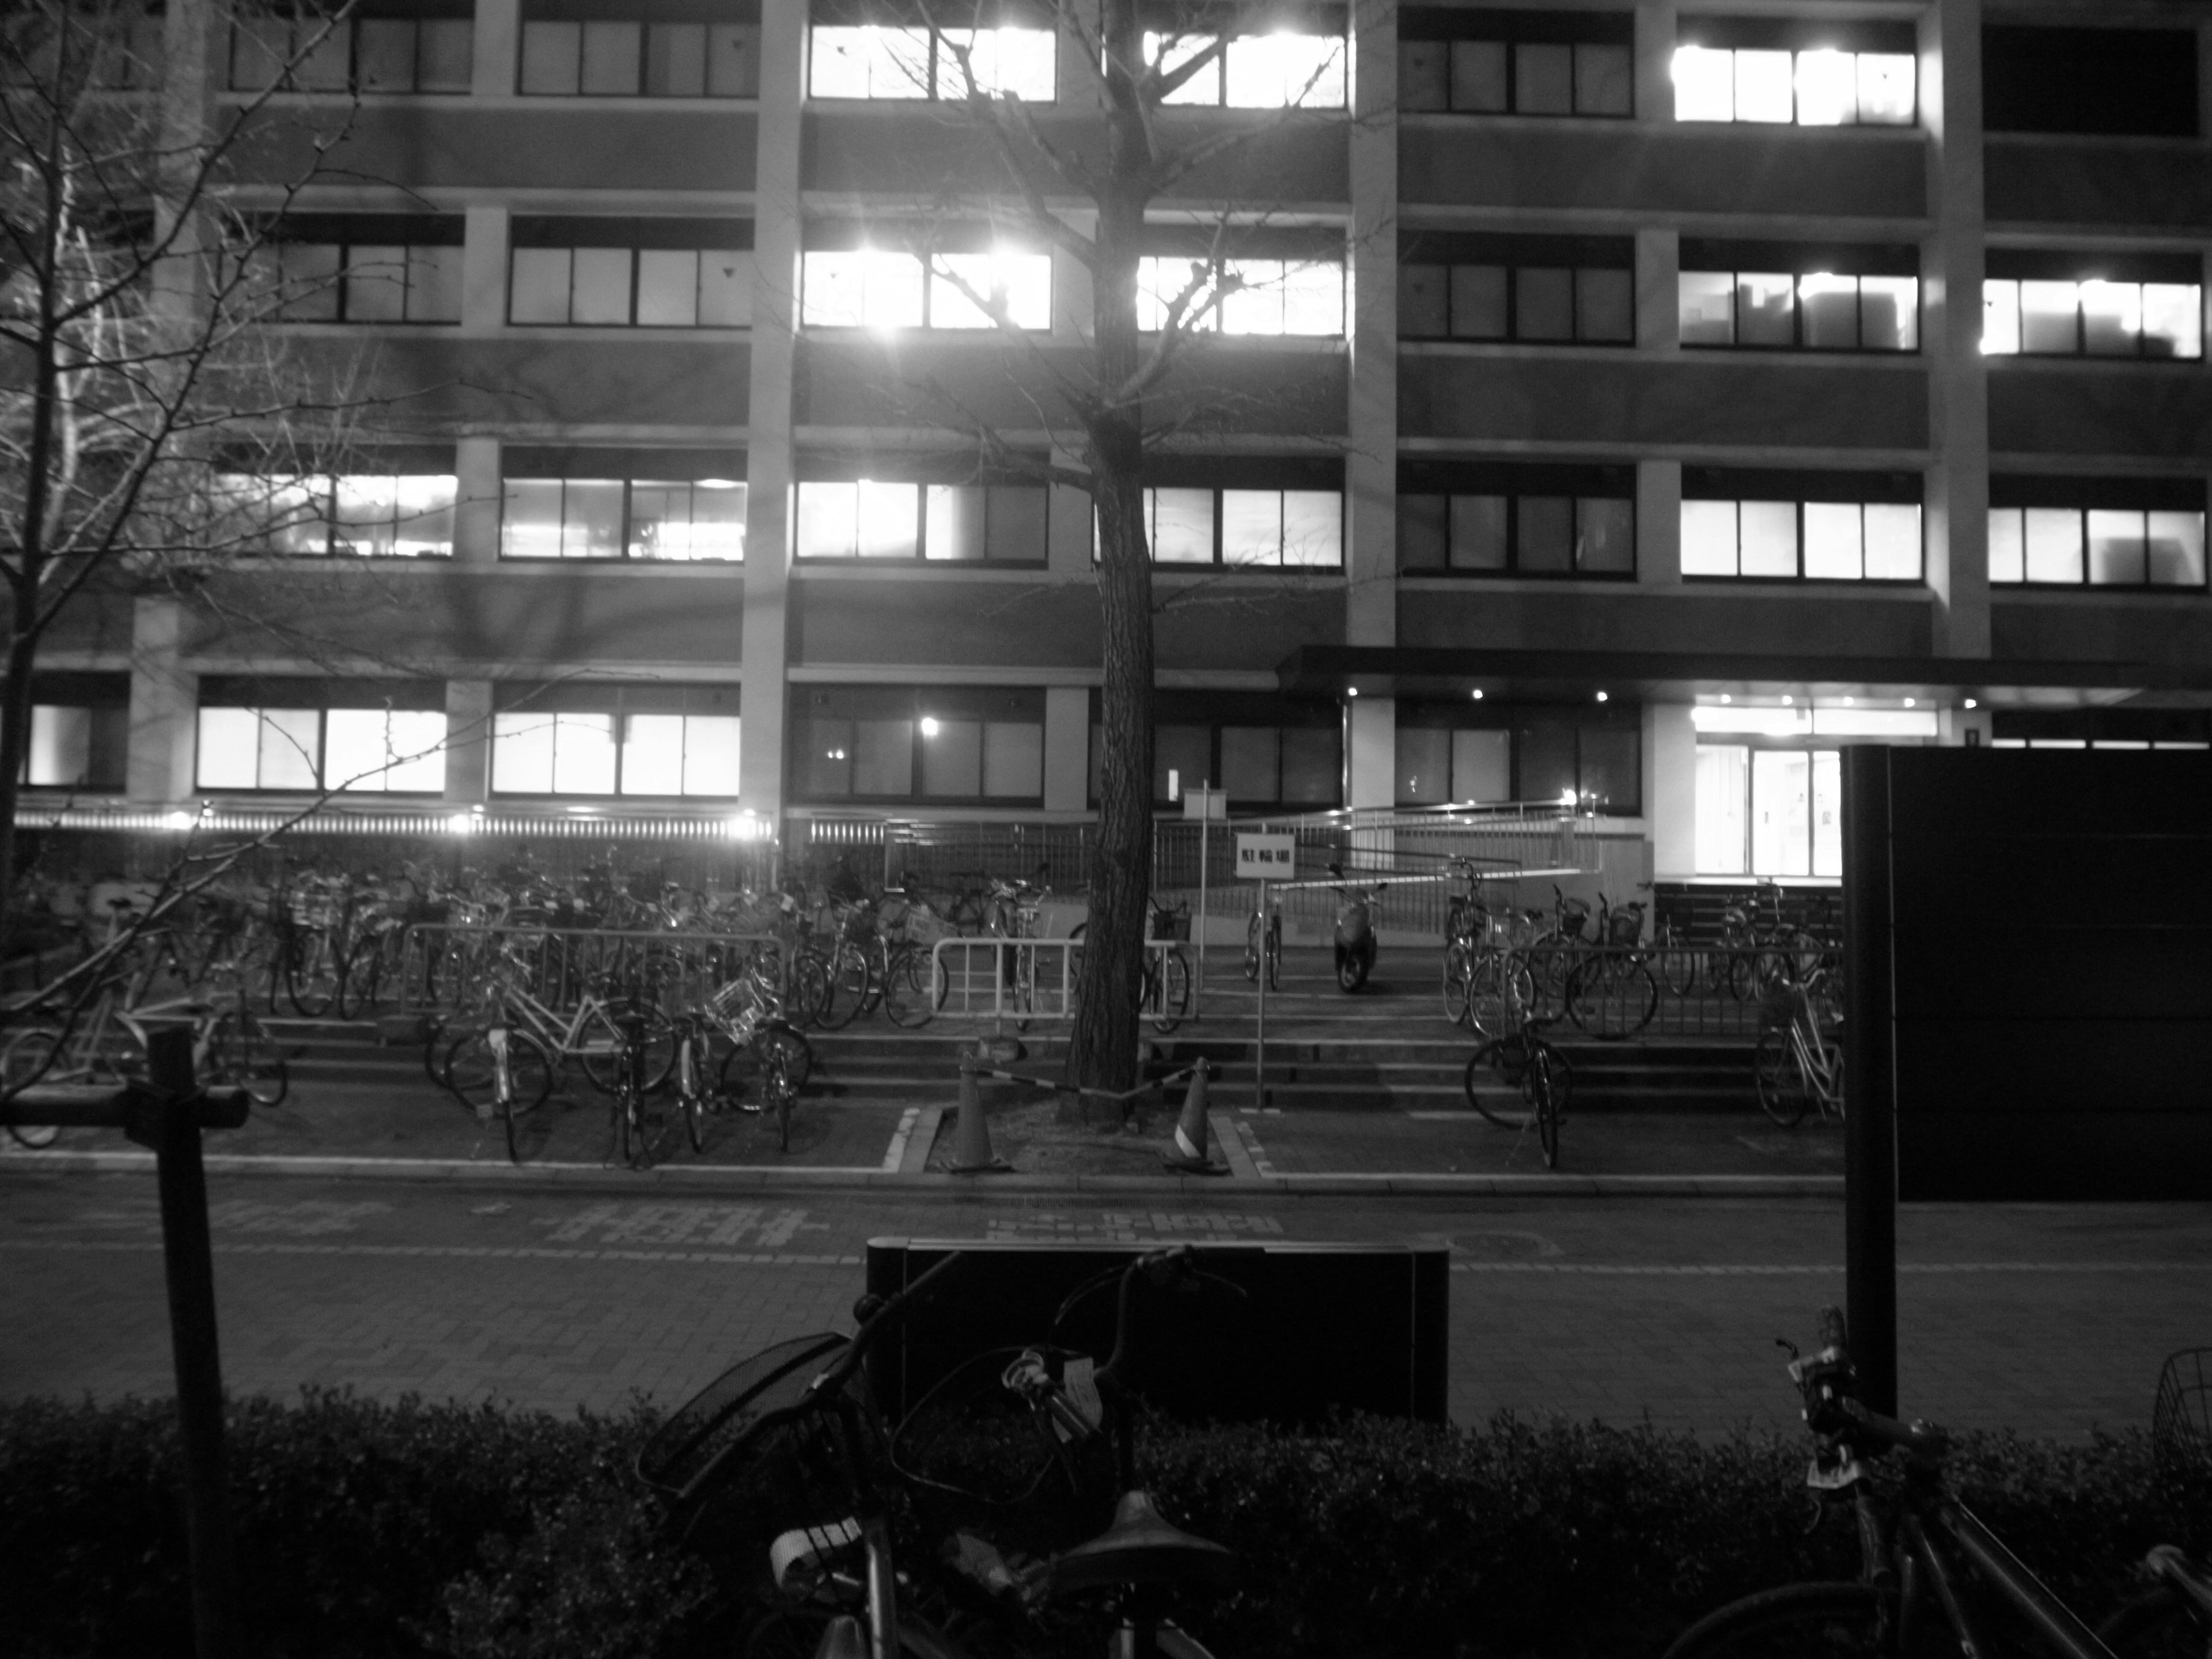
<box><xmin>1</xmin><ymin>1390</ymin><xmax>2203</xmax><ymax>1659</ymax></box>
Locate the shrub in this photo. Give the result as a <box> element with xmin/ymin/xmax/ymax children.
<box><xmin>1</xmin><ymin>1391</ymin><xmax>2202</xmax><ymax>1659</ymax></box>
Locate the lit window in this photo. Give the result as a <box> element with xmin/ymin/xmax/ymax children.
<box><xmin>493</xmin><ymin>696</ymin><xmax>739</xmax><ymax>796</ymax></box>
<box><xmin>503</xmin><ymin>475</ymin><xmax>744</xmax><ymax>561</ymax></box>
<box><xmin>1136</xmin><ymin>256</ymin><xmax>1344</xmax><ymax>335</ymax></box>
<box><xmin>520</xmin><ymin>19</ymin><xmax>758</xmax><ymax>96</ymax></box>
<box><xmin>217</xmin><ymin>474</ymin><xmax>456</xmax><ymax>557</ymax></box>
<box><xmin>1679</xmin><ymin>259</ymin><xmax>1919</xmax><ymax>351</ymax></box>
<box><xmin>510</xmin><ymin>243</ymin><xmax>752</xmax><ymax>327</ymax></box>
<box><xmin>491</xmin><ymin>713</ymin><xmax>615</xmax><ymax>795</ymax></box>
<box><xmin>802</xmin><ymin>248</ymin><xmax>1050</xmax><ymax>329</ymax></box>
<box><xmin>1980</xmin><ymin>277</ymin><xmax>2202</xmax><ymax>359</ymax></box>
<box><xmin>21</xmin><ymin>698</ymin><xmax>127</xmax><ymax>791</ymax></box>
<box><xmin>1672</xmin><ymin>44</ymin><xmax>1915</xmax><ymax>125</ymax></box>
<box><xmin>617</xmin><ymin>714</ymin><xmax>741</xmax><ymax>796</ymax></box>
<box><xmin>196</xmin><ymin>706</ymin><xmax>446</xmax><ymax>791</ymax></box>
<box><xmin>1132</xmin><ymin>487</ymin><xmax>1343</xmax><ymax>567</ymax></box>
<box><xmin>1681</xmin><ymin>495</ymin><xmax>1922</xmax><ymax>580</ymax></box>
<box><xmin>1697</xmin><ymin>744</ymin><xmax>1842</xmax><ymax>877</ymax></box>
<box><xmin>1143</xmin><ymin>29</ymin><xmax>1344</xmax><ymax>107</ymax></box>
<box><xmin>810</xmin><ymin>25</ymin><xmax>1052</xmax><ymax>101</ymax></box>
<box><xmin>1987</xmin><ymin>503</ymin><xmax>2206</xmax><ymax>588</ymax></box>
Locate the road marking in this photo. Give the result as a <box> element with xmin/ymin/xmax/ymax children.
<box><xmin>984</xmin><ymin>1212</ymin><xmax>1286</xmax><ymax>1240</ymax></box>
<box><xmin>1223</xmin><ymin>1116</ymin><xmax>1278</xmax><ymax>1178</ymax></box>
<box><xmin>535</xmin><ymin>1203</ymin><xmax>816</xmax><ymax>1248</ymax></box>
<box><xmin>0</xmin><ymin>1239</ymin><xmax>861</xmax><ymax>1267</ymax></box>
<box><xmin>1450</xmin><ymin>1261</ymin><xmax>2212</xmax><ymax>1275</ymax></box>
<box><xmin>884</xmin><ymin>1107</ymin><xmax>921</xmax><ymax>1172</ymax></box>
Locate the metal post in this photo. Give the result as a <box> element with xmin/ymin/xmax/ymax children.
<box><xmin>1842</xmin><ymin>745</ymin><xmax>1898</xmax><ymax>1418</ymax></box>
<box><xmin>1195</xmin><ymin>783</ymin><xmax>1209</xmax><ymax>1020</ymax></box>
<box><xmin>145</xmin><ymin>1027</ymin><xmax>240</xmax><ymax>1659</ymax></box>
<box><xmin>1254</xmin><ymin>877</ymin><xmax>1267</xmax><ymax>1111</ymax></box>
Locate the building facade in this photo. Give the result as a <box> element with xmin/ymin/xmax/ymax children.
<box><xmin>26</xmin><ymin>0</ymin><xmax>2212</xmax><ymax>885</ymax></box>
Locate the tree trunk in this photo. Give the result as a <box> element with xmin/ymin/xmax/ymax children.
<box><xmin>0</xmin><ymin>633</ymin><xmax>32</xmax><ymax>944</ymax></box>
<box><xmin>1066</xmin><ymin>6</ymin><xmax>1156</xmax><ymax>1095</ymax></box>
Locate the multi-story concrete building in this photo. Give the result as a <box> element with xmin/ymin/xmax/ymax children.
<box><xmin>26</xmin><ymin>0</ymin><xmax>2212</xmax><ymax>890</ymax></box>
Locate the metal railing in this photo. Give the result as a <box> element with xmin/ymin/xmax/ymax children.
<box><xmin>927</xmin><ymin>935</ymin><xmax>1188</xmax><ymax>1027</ymax></box>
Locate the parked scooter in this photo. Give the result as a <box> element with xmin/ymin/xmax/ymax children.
<box><xmin>1327</xmin><ymin>861</ymin><xmax>1386</xmax><ymax>992</ymax></box>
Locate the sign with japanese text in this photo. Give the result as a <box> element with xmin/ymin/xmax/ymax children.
<box><xmin>1234</xmin><ymin>833</ymin><xmax>1296</xmax><ymax>880</ymax></box>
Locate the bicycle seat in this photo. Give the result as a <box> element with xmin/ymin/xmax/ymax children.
<box><xmin>1047</xmin><ymin>1490</ymin><xmax>1233</xmax><ymax>1595</ymax></box>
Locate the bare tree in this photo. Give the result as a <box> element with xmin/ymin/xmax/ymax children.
<box><xmin>0</xmin><ymin>0</ymin><xmax>392</xmax><ymax>937</ymax></box>
<box><xmin>872</xmin><ymin>0</ymin><xmax>1356</xmax><ymax>1092</ymax></box>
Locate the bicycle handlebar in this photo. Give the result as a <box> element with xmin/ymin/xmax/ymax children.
<box><xmin>1838</xmin><ymin>1397</ymin><xmax>1950</xmax><ymax>1459</ymax></box>
<box><xmin>812</xmin><ymin>1249</ymin><xmax>968</xmax><ymax>1400</ymax></box>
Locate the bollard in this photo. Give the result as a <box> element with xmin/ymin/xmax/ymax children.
<box><xmin>1162</xmin><ymin>1056</ymin><xmax>1229</xmax><ymax>1176</ymax></box>
<box><xmin>946</xmin><ymin>1055</ymin><xmax>1010</xmax><ymax>1174</ymax></box>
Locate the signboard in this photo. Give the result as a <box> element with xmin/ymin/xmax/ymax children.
<box><xmin>1183</xmin><ymin>785</ymin><xmax>1227</xmax><ymax>821</ymax></box>
<box><xmin>1235</xmin><ymin>832</ymin><xmax>1296</xmax><ymax>880</ymax></box>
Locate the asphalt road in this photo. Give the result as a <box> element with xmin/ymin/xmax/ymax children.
<box><xmin>4</xmin><ymin>1168</ymin><xmax>2207</xmax><ymax>1441</ymax></box>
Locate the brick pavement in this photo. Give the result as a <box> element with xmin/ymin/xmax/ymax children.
<box><xmin>3</xmin><ymin>1174</ymin><xmax>2207</xmax><ymax>1440</ymax></box>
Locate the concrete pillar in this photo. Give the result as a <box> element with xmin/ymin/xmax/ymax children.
<box><xmin>444</xmin><ymin>680</ymin><xmax>493</xmax><ymax>803</ymax></box>
<box><xmin>1637</xmin><ymin>226</ymin><xmax>1679</xmax><ymax>351</ymax></box>
<box><xmin>1043</xmin><ymin>685</ymin><xmax>1090</xmax><ymax>811</ymax></box>
<box><xmin>1643</xmin><ymin>702</ymin><xmax>1696</xmax><ymax>881</ymax></box>
<box><xmin>1344</xmin><ymin>0</ymin><xmax>1397</xmax><ymax>649</ymax></box>
<box><xmin>737</xmin><ymin>0</ymin><xmax>805</xmax><ymax>828</ymax></box>
<box><xmin>1922</xmin><ymin>0</ymin><xmax>1991</xmax><ymax>658</ymax></box>
<box><xmin>472</xmin><ymin>0</ymin><xmax>518</xmax><ymax>96</ymax></box>
<box><xmin>126</xmin><ymin>597</ymin><xmax>196</xmax><ymax>804</ymax></box>
<box><xmin>1637</xmin><ymin>459</ymin><xmax>1681</xmax><ymax>585</ymax></box>
<box><xmin>1346</xmin><ymin>695</ymin><xmax>1394</xmax><ymax>809</ymax></box>
<box><xmin>453</xmin><ymin>436</ymin><xmax>501</xmax><ymax>563</ymax></box>
<box><xmin>460</xmin><ymin>206</ymin><xmax>509</xmax><ymax>335</ymax></box>
<box><xmin>1635</xmin><ymin>1</ymin><xmax>1677</xmax><ymax>123</ymax></box>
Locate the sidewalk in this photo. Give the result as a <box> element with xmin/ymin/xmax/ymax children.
<box><xmin>1</xmin><ymin>1063</ymin><xmax>1843</xmax><ymax>1195</ymax></box>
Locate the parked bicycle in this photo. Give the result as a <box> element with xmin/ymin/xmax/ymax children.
<box><xmin>1463</xmin><ymin>951</ymin><xmax>1571</xmax><ymax>1169</ymax></box>
<box><xmin>1243</xmin><ymin>896</ymin><xmax>1282</xmax><ymax>993</ymax></box>
<box><xmin>1754</xmin><ymin>966</ymin><xmax>1844</xmax><ymax>1126</ymax></box>
<box><xmin>1662</xmin><ymin>1306</ymin><xmax>2212</xmax><ymax>1659</ymax></box>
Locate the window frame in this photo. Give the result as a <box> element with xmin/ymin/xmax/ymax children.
<box><xmin>795</xmin><ymin>685</ymin><xmax>1047</xmax><ymax>806</ymax></box>
<box><xmin>228</xmin><ymin>12</ymin><xmax>475</xmax><ymax>96</ymax></box>
<box><xmin>798</xmin><ymin>242</ymin><xmax>1055</xmax><ymax>332</ymax></box>
<box><xmin>1979</xmin><ymin>261</ymin><xmax>2205</xmax><ymax>362</ymax></box>
<box><xmin>18</xmin><ymin>675</ymin><xmax>130</xmax><ymax>793</ymax></box>
<box><xmin>517</xmin><ymin>17</ymin><xmax>762</xmax><ymax>98</ymax></box>
<box><xmin>1397</xmin><ymin>8</ymin><xmax>1635</xmax><ymax>119</ymax></box>
<box><xmin>791</xmin><ymin>471</ymin><xmax>1051</xmax><ymax>565</ymax></box>
<box><xmin>1089</xmin><ymin>692</ymin><xmax>1344</xmax><ymax>811</ymax></box>
<box><xmin>192</xmin><ymin>683</ymin><xmax>450</xmax><ymax>796</ymax></box>
<box><xmin>1396</xmin><ymin>461</ymin><xmax>1638</xmax><ymax>580</ymax></box>
<box><xmin>506</xmin><ymin>230</ymin><xmax>755</xmax><ymax>329</ymax></box>
<box><xmin>1693</xmin><ymin>740</ymin><xmax>1845</xmax><ymax>878</ymax></box>
<box><xmin>1984</xmin><ymin>477</ymin><xmax>2209</xmax><ymax>592</ymax></box>
<box><xmin>488</xmin><ymin>686</ymin><xmax>744</xmax><ymax>798</ymax></box>
<box><xmin>217</xmin><ymin>468</ymin><xmax>460</xmax><ymax>559</ymax></box>
<box><xmin>1134</xmin><ymin>251</ymin><xmax>1346</xmax><ymax>338</ymax></box>
<box><xmin>1396</xmin><ymin>702</ymin><xmax>1643</xmax><ymax>815</ymax></box>
<box><xmin>499</xmin><ymin>469</ymin><xmax>749</xmax><ymax>563</ymax></box>
<box><xmin>247</xmin><ymin>221</ymin><xmax>468</xmax><ymax>325</ymax></box>
<box><xmin>1668</xmin><ymin>22</ymin><xmax>1919</xmax><ymax>128</ymax></box>
<box><xmin>1398</xmin><ymin>232</ymin><xmax>1637</xmax><ymax>345</ymax></box>
<box><xmin>1679</xmin><ymin>471</ymin><xmax>1925</xmax><ymax>584</ymax></box>
<box><xmin>1111</xmin><ymin>463</ymin><xmax>1346</xmax><ymax>571</ymax></box>
<box><xmin>1676</xmin><ymin>246</ymin><xmax>1922</xmax><ymax>355</ymax></box>
<box><xmin>806</xmin><ymin>20</ymin><xmax>1058</xmax><ymax>102</ymax></box>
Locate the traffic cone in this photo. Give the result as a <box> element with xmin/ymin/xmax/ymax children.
<box><xmin>1162</xmin><ymin>1056</ymin><xmax>1228</xmax><ymax>1176</ymax></box>
<box><xmin>946</xmin><ymin>1055</ymin><xmax>1010</xmax><ymax>1174</ymax></box>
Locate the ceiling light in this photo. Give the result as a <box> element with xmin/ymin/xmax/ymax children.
<box><xmin>1965</xmin><ymin>698</ymin><xmax>1978</xmax><ymax>709</ymax></box>
<box><xmin>1470</xmin><ymin>689</ymin><xmax>1484</xmax><ymax>700</ymax></box>
<box><xmin>1903</xmin><ymin>697</ymin><xmax>1915</xmax><ymax>707</ymax></box>
<box><xmin>1781</xmin><ymin>695</ymin><xmax>1793</xmax><ymax>705</ymax></box>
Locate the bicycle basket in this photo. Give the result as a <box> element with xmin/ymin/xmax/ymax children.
<box><xmin>638</xmin><ymin>1331</ymin><xmax>849</xmax><ymax>1507</ymax></box>
<box><xmin>1606</xmin><ymin>911</ymin><xmax>1643</xmax><ymax>949</ymax></box>
<box><xmin>2153</xmin><ymin>1348</ymin><xmax>2212</xmax><ymax>1486</ymax></box>
<box><xmin>889</xmin><ymin>1344</ymin><xmax>1115</xmax><ymax>1554</ymax></box>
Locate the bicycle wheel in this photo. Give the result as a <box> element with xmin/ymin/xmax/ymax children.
<box><xmin>443</xmin><ymin>1028</ymin><xmax>554</xmax><ymax>1116</ymax></box>
<box><xmin>204</xmin><ymin>1012</ymin><xmax>290</xmax><ymax>1109</ymax></box>
<box><xmin>1660</xmin><ymin>1582</ymin><xmax>1895</xmax><ymax>1659</ymax></box>
<box><xmin>1443</xmin><ymin>941</ymin><xmax>1474</xmax><ymax>1025</ymax></box>
<box><xmin>285</xmin><ymin>930</ymin><xmax>342</xmax><ymax>1018</ymax></box>
<box><xmin>1528</xmin><ymin>1042</ymin><xmax>1562</xmax><ymax>1170</ymax></box>
<box><xmin>1657</xmin><ymin>934</ymin><xmax>1700</xmax><ymax>998</ymax></box>
<box><xmin>676</xmin><ymin>1032</ymin><xmax>709</xmax><ymax>1154</ymax></box>
<box><xmin>1150</xmin><ymin>949</ymin><xmax>1191</xmax><ymax>1035</ymax></box>
<box><xmin>2</xmin><ymin>1028</ymin><xmax>66</xmax><ymax>1147</ymax></box>
<box><xmin>817</xmin><ymin>941</ymin><xmax>872</xmax><ymax>1032</ymax></box>
<box><xmin>1463</xmin><ymin>1040</ymin><xmax>1528</xmax><ymax>1130</ymax></box>
<box><xmin>578</xmin><ymin>1008</ymin><xmax>677</xmax><ymax>1096</ymax></box>
<box><xmin>763</xmin><ymin>1047</ymin><xmax>796</xmax><ymax>1153</ymax></box>
<box><xmin>1265</xmin><ymin>915</ymin><xmax>1281</xmax><ymax>992</ymax></box>
<box><xmin>1753</xmin><ymin>1026</ymin><xmax>1812</xmax><ymax>1127</ymax></box>
<box><xmin>786</xmin><ymin>952</ymin><xmax>832</xmax><ymax>1030</ymax></box>
<box><xmin>2096</xmin><ymin>1585</ymin><xmax>2209</xmax><ymax>1659</ymax></box>
<box><xmin>1243</xmin><ymin>914</ymin><xmax>1262</xmax><ymax>983</ymax></box>
<box><xmin>880</xmin><ymin>944</ymin><xmax>936</xmax><ymax>1029</ymax></box>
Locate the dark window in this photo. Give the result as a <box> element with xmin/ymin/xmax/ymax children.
<box><xmin>1090</xmin><ymin>693</ymin><xmax>1340</xmax><ymax>809</ymax></box>
<box><xmin>1395</xmin><ymin>702</ymin><xmax>1641</xmax><ymax>814</ymax></box>
<box><xmin>1400</xmin><ymin>233</ymin><xmax>1634</xmax><ymax>344</ymax></box>
<box><xmin>798</xmin><ymin>687</ymin><xmax>1044</xmax><ymax>805</ymax></box>
<box><xmin>1983</xmin><ymin>25</ymin><xmax>2196</xmax><ymax>137</ymax></box>
<box><xmin>1398</xmin><ymin>461</ymin><xmax>1636</xmax><ymax>578</ymax></box>
<box><xmin>230</xmin><ymin>4</ymin><xmax>474</xmax><ymax>94</ymax></box>
<box><xmin>1399</xmin><ymin>8</ymin><xmax>1633</xmax><ymax>118</ymax></box>
<box><xmin>521</xmin><ymin>0</ymin><xmax>762</xmax><ymax>97</ymax></box>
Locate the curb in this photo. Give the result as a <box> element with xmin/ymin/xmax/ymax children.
<box><xmin>0</xmin><ymin>1148</ymin><xmax>1843</xmax><ymax>1198</ymax></box>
